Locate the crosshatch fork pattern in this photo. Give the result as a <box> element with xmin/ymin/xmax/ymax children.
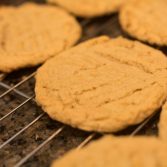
<box><xmin>0</xmin><ymin>2</ymin><xmax>164</xmax><ymax>167</ymax></box>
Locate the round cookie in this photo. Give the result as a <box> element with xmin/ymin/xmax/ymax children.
<box><xmin>0</xmin><ymin>3</ymin><xmax>81</xmax><ymax>73</ymax></box>
<box><xmin>159</xmin><ymin>101</ymin><xmax>167</xmax><ymax>140</ymax></box>
<box><xmin>35</xmin><ymin>36</ymin><xmax>167</xmax><ymax>133</ymax></box>
<box><xmin>120</xmin><ymin>0</ymin><xmax>167</xmax><ymax>46</ymax></box>
<box><xmin>47</xmin><ymin>0</ymin><xmax>126</xmax><ymax>18</ymax></box>
<box><xmin>51</xmin><ymin>136</ymin><xmax>167</xmax><ymax>167</ymax></box>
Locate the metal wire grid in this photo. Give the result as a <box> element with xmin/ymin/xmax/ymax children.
<box><xmin>0</xmin><ymin>18</ymin><xmax>160</xmax><ymax>167</ymax></box>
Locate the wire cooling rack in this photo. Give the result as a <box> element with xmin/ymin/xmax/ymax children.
<box><xmin>0</xmin><ymin>9</ymin><xmax>161</xmax><ymax>167</ymax></box>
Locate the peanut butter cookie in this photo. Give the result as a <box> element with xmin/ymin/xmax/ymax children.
<box><xmin>0</xmin><ymin>3</ymin><xmax>81</xmax><ymax>72</ymax></box>
<box><xmin>52</xmin><ymin>136</ymin><xmax>167</xmax><ymax>167</ymax></box>
<box><xmin>159</xmin><ymin>101</ymin><xmax>167</xmax><ymax>140</ymax></box>
<box><xmin>120</xmin><ymin>0</ymin><xmax>167</xmax><ymax>46</ymax></box>
<box><xmin>35</xmin><ymin>36</ymin><xmax>167</xmax><ymax>133</ymax></box>
<box><xmin>48</xmin><ymin>0</ymin><xmax>126</xmax><ymax>18</ymax></box>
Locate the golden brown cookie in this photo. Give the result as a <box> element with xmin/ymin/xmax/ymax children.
<box><xmin>159</xmin><ymin>101</ymin><xmax>167</xmax><ymax>140</ymax></box>
<box><xmin>35</xmin><ymin>36</ymin><xmax>167</xmax><ymax>133</ymax></box>
<box><xmin>51</xmin><ymin>136</ymin><xmax>167</xmax><ymax>167</ymax></box>
<box><xmin>0</xmin><ymin>3</ymin><xmax>81</xmax><ymax>73</ymax></box>
<box><xmin>120</xmin><ymin>0</ymin><xmax>167</xmax><ymax>46</ymax></box>
<box><xmin>47</xmin><ymin>0</ymin><xmax>126</xmax><ymax>18</ymax></box>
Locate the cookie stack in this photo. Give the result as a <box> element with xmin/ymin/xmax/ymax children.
<box><xmin>1</xmin><ymin>0</ymin><xmax>167</xmax><ymax>166</ymax></box>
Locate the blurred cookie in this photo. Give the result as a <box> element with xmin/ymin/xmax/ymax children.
<box><xmin>47</xmin><ymin>0</ymin><xmax>126</xmax><ymax>18</ymax></box>
<box><xmin>51</xmin><ymin>136</ymin><xmax>167</xmax><ymax>167</ymax></box>
<box><xmin>120</xmin><ymin>0</ymin><xmax>167</xmax><ymax>46</ymax></box>
<box><xmin>35</xmin><ymin>36</ymin><xmax>167</xmax><ymax>133</ymax></box>
<box><xmin>0</xmin><ymin>3</ymin><xmax>81</xmax><ymax>72</ymax></box>
<box><xmin>159</xmin><ymin>101</ymin><xmax>167</xmax><ymax>140</ymax></box>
